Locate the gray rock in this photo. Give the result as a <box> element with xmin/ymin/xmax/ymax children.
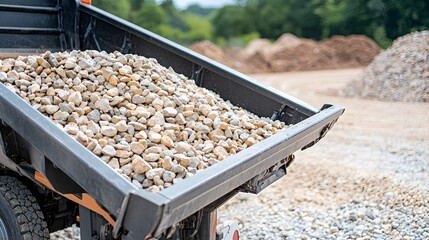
<box><xmin>87</xmin><ymin>109</ymin><xmax>101</xmax><ymax>122</ymax></box>
<box><xmin>145</xmin><ymin>168</ymin><xmax>165</xmax><ymax>180</ymax></box>
<box><xmin>101</xmin><ymin>145</ymin><xmax>116</xmax><ymax>157</ymax></box>
<box><xmin>162</xmin><ymin>171</ymin><xmax>176</xmax><ymax>183</ymax></box>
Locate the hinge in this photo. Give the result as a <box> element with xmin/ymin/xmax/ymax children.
<box><xmin>83</xmin><ymin>17</ymin><xmax>101</xmax><ymax>51</ymax></box>
<box><xmin>120</xmin><ymin>33</ymin><xmax>132</xmax><ymax>54</ymax></box>
<box><xmin>191</xmin><ymin>64</ymin><xmax>205</xmax><ymax>86</ymax></box>
<box><xmin>239</xmin><ymin>155</ymin><xmax>294</xmax><ymax>194</ymax></box>
<box><xmin>271</xmin><ymin>105</ymin><xmax>294</xmax><ymax>123</ymax></box>
<box><xmin>301</xmin><ymin>117</ymin><xmax>339</xmax><ymax>151</ymax></box>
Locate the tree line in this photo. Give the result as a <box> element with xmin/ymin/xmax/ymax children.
<box><xmin>94</xmin><ymin>0</ymin><xmax>429</xmax><ymax>48</ymax></box>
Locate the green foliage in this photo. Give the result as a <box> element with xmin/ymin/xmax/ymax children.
<box><xmin>128</xmin><ymin>0</ymin><xmax>142</xmax><ymax>10</ymax></box>
<box><xmin>237</xmin><ymin>32</ymin><xmax>260</xmax><ymax>45</ymax></box>
<box><xmin>383</xmin><ymin>0</ymin><xmax>429</xmax><ymax>40</ymax></box>
<box><xmin>183</xmin><ymin>14</ymin><xmax>213</xmax><ymax>43</ymax></box>
<box><xmin>93</xmin><ymin>0</ymin><xmax>130</xmax><ymax>19</ymax></box>
<box><xmin>314</xmin><ymin>0</ymin><xmax>375</xmax><ymax>38</ymax></box>
<box><xmin>372</xmin><ymin>25</ymin><xmax>392</xmax><ymax>49</ymax></box>
<box><xmin>92</xmin><ymin>0</ymin><xmax>429</xmax><ymax>48</ymax></box>
<box><xmin>259</xmin><ymin>0</ymin><xmax>322</xmax><ymax>39</ymax></box>
<box><xmin>157</xmin><ymin>25</ymin><xmax>186</xmax><ymax>42</ymax></box>
<box><xmin>212</xmin><ymin>6</ymin><xmax>255</xmax><ymax>39</ymax></box>
<box><xmin>314</xmin><ymin>0</ymin><xmax>347</xmax><ymax>38</ymax></box>
<box><xmin>211</xmin><ymin>0</ymin><xmax>322</xmax><ymax>42</ymax></box>
<box><xmin>185</xmin><ymin>4</ymin><xmax>216</xmax><ymax>17</ymax></box>
<box><xmin>132</xmin><ymin>1</ymin><xmax>167</xmax><ymax>31</ymax></box>
<box><xmin>313</xmin><ymin>0</ymin><xmax>429</xmax><ymax>47</ymax></box>
<box><xmin>215</xmin><ymin>32</ymin><xmax>260</xmax><ymax>48</ymax></box>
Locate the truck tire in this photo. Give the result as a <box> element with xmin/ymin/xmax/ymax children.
<box><xmin>0</xmin><ymin>176</ymin><xmax>49</xmax><ymax>239</ymax></box>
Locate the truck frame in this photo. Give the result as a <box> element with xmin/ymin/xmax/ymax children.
<box><xmin>0</xmin><ymin>0</ymin><xmax>344</xmax><ymax>239</ymax></box>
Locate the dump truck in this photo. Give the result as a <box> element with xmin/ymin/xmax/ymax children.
<box><xmin>0</xmin><ymin>0</ymin><xmax>344</xmax><ymax>239</ymax></box>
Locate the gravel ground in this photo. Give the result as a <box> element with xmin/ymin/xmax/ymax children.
<box><xmin>50</xmin><ymin>225</ymin><xmax>80</xmax><ymax>240</ymax></box>
<box><xmin>298</xmin><ymin>130</ymin><xmax>429</xmax><ymax>190</ymax></box>
<box><xmin>219</xmin><ymin>161</ymin><xmax>429</xmax><ymax>240</ymax></box>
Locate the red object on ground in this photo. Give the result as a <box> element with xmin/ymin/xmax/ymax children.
<box><xmin>233</xmin><ymin>230</ymin><xmax>239</xmax><ymax>240</ymax></box>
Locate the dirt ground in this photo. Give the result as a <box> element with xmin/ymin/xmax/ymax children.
<box><xmin>219</xmin><ymin>68</ymin><xmax>429</xmax><ymax>239</ymax></box>
<box><xmin>253</xmin><ymin>68</ymin><xmax>428</xmax><ymax>197</ymax></box>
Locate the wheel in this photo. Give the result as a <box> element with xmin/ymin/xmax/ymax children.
<box><xmin>0</xmin><ymin>176</ymin><xmax>49</xmax><ymax>239</ymax></box>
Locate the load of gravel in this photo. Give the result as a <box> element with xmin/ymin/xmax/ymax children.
<box><xmin>0</xmin><ymin>50</ymin><xmax>285</xmax><ymax>192</ymax></box>
<box><xmin>341</xmin><ymin>31</ymin><xmax>429</xmax><ymax>102</ymax></box>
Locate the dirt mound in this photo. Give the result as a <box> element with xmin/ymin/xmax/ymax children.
<box><xmin>341</xmin><ymin>31</ymin><xmax>429</xmax><ymax>102</ymax></box>
<box><xmin>267</xmin><ymin>35</ymin><xmax>380</xmax><ymax>72</ymax></box>
<box><xmin>319</xmin><ymin>35</ymin><xmax>381</xmax><ymax>67</ymax></box>
<box><xmin>273</xmin><ymin>33</ymin><xmax>302</xmax><ymax>49</ymax></box>
<box><xmin>242</xmin><ymin>38</ymin><xmax>272</xmax><ymax>58</ymax></box>
<box><xmin>190</xmin><ymin>40</ymin><xmax>226</xmax><ymax>62</ymax></box>
<box><xmin>268</xmin><ymin>39</ymin><xmax>323</xmax><ymax>72</ymax></box>
<box><xmin>190</xmin><ymin>34</ymin><xmax>381</xmax><ymax>73</ymax></box>
<box><xmin>190</xmin><ymin>41</ymin><xmax>252</xmax><ymax>72</ymax></box>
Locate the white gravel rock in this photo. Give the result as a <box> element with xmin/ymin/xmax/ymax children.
<box><xmin>100</xmin><ymin>126</ymin><xmax>117</xmax><ymax>137</ymax></box>
<box><xmin>131</xmin><ymin>155</ymin><xmax>152</xmax><ymax>174</ymax></box>
<box><xmin>45</xmin><ymin>105</ymin><xmax>59</xmax><ymax>114</ymax></box>
<box><xmin>50</xmin><ymin>225</ymin><xmax>80</xmax><ymax>240</ymax></box>
<box><xmin>161</xmin><ymin>107</ymin><xmax>178</xmax><ymax>117</ymax></box>
<box><xmin>68</xmin><ymin>92</ymin><xmax>82</xmax><ymax>106</ymax></box>
<box><xmin>115</xmin><ymin>120</ymin><xmax>128</xmax><ymax>132</ymax></box>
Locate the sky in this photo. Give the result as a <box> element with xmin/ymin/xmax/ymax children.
<box><xmin>172</xmin><ymin>0</ymin><xmax>236</xmax><ymax>9</ymax></box>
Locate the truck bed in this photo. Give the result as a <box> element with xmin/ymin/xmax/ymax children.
<box><xmin>0</xmin><ymin>1</ymin><xmax>344</xmax><ymax>238</ymax></box>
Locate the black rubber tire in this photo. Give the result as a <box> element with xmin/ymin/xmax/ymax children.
<box><xmin>0</xmin><ymin>176</ymin><xmax>49</xmax><ymax>239</ymax></box>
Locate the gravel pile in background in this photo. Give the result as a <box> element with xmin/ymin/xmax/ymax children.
<box><xmin>0</xmin><ymin>50</ymin><xmax>285</xmax><ymax>192</ymax></box>
<box><xmin>341</xmin><ymin>31</ymin><xmax>429</xmax><ymax>102</ymax></box>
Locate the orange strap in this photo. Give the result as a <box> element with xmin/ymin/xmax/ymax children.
<box><xmin>34</xmin><ymin>171</ymin><xmax>115</xmax><ymax>226</ymax></box>
<box><xmin>81</xmin><ymin>0</ymin><xmax>92</xmax><ymax>5</ymax></box>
